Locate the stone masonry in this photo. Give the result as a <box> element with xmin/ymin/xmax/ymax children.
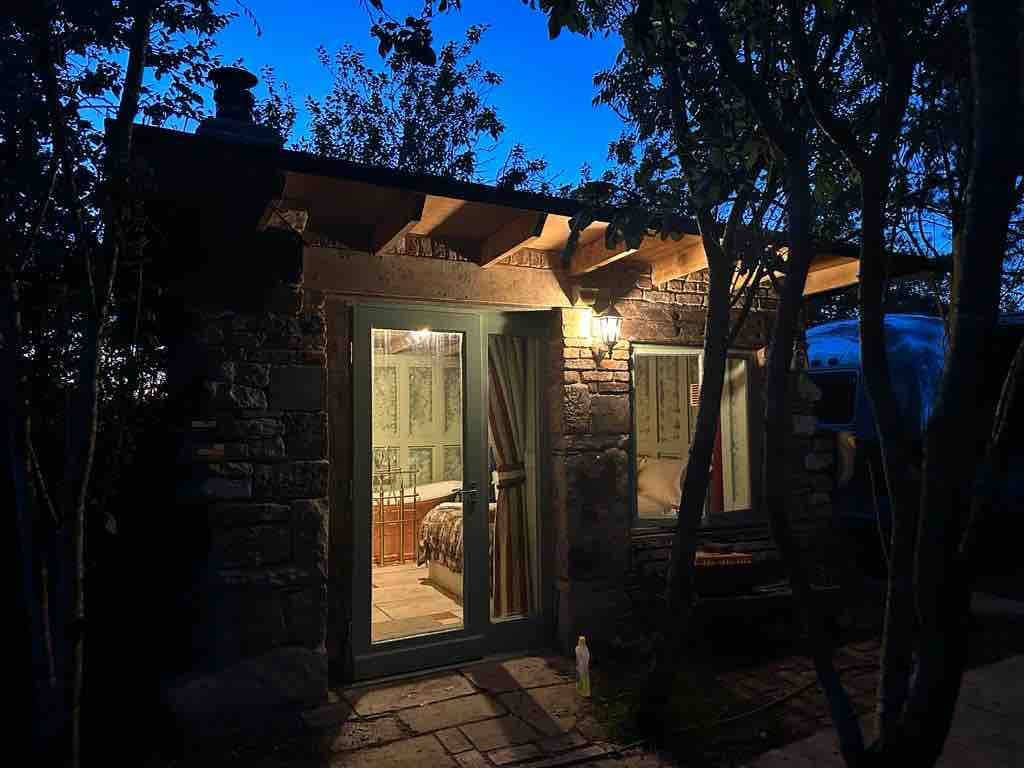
<box><xmin>547</xmin><ymin>263</ymin><xmax>835</xmax><ymax>651</ymax></box>
<box><xmin>169</xmin><ymin>256</ymin><xmax>329</xmax><ymax>704</ymax></box>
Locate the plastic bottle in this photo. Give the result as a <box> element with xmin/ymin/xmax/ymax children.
<box><xmin>575</xmin><ymin>635</ymin><xmax>591</xmax><ymax>698</ymax></box>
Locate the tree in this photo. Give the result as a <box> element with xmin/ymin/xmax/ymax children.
<box><xmin>570</xmin><ymin>3</ymin><xmax>801</xmax><ymax>726</ymax></box>
<box><xmin>294</xmin><ymin>24</ymin><xmax>551</xmax><ymax>188</ymax></box>
<box><xmin>3</xmin><ymin>1</ymin><xmax>231</xmax><ymax>764</ymax></box>
<box><xmin>540</xmin><ymin>0</ymin><xmax>1020</xmax><ymax>764</ymax></box>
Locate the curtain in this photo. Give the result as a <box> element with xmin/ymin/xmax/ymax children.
<box><xmin>488</xmin><ymin>336</ymin><xmax>534</xmax><ymax>618</ymax></box>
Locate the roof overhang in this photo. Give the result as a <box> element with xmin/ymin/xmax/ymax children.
<box><xmin>129</xmin><ymin>124</ymin><xmax>943</xmax><ymax>298</ymax></box>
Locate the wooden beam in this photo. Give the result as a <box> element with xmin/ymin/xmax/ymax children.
<box><xmin>802</xmin><ymin>260</ymin><xmax>860</xmax><ymax>295</ymax></box>
<box><xmin>372</xmin><ymin>192</ymin><xmax>426</xmax><ymax>254</ymax></box>
<box><xmin>305</xmin><ymin>246</ymin><xmax>574</xmax><ymax>308</ymax></box>
<box><xmin>650</xmin><ymin>237</ymin><xmax>707</xmax><ymax>285</ymax></box>
<box><xmin>258</xmin><ymin>198</ymin><xmax>310</xmax><ymax>233</ymax></box>
<box><xmin>570</xmin><ymin>236</ymin><xmax>637</xmax><ymax>275</ymax></box>
<box><xmin>479</xmin><ymin>211</ymin><xmax>548</xmax><ymax>267</ymax></box>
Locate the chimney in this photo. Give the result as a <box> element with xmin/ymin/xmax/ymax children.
<box><xmin>197</xmin><ymin>66</ymin><xmax>283</xmax><ymax>148</ymax></box>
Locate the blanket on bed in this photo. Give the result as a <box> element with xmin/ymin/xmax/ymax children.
<box><xmin>417</xmin><ymin>503</ymin><xmax>465</xmax><ymax>573</ymax></box>
<box><xmin>417</xmin><ymin>502</ymin><xmax>497</xmax><ymax>576</ymax></box>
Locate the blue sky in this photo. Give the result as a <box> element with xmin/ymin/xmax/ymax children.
<box><xmin>210</xmin><ymin>0</ymin><xmax>625</xmax><ymax>182</ymax></box>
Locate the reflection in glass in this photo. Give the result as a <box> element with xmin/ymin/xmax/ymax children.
<box><xmin>370</xmin><ymin>328</ymin><xmax>464</xmax><ymax>643</ymax></box>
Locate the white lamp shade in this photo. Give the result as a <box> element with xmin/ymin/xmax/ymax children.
<box><xmin>595</xmin><ymin>308</ymin><xmax>622</xmax><ymax>345</ymax></box>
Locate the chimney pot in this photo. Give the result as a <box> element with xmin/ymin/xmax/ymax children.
<box><xmin>197</xmin><ymin>66</ymin><xmax>283</xmax><ymax>148</ymax></box>
<box><xmin>210</xmin><ymin>66</ymin><xmax>258</xmax><ymax>122</ymax></box>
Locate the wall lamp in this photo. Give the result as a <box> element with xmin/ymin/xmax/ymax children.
<box><xmin>572</xmin><ymin>286</ymin><xmax>623</xmax><ymax>363</ymax></box>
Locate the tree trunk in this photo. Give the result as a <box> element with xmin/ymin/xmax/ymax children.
<box><xmin>858</xmin><ymin>167</ymin><xmax>920</xmax><ymax>751</ymax></box>
<box><xmin>643</xmin><ymin>221</ymin><xmax>735</xmax><ymax>730</ymax></box>
<box><xmin>3</xmin><ymin>272</ymin><xmax>48</xmax><ymax>757</ymax></box>
<box><xmin>900</xmin><ymin>3</ymin><xmax>1021</xmax><ymax>765</ymax></box>
<box><xmin>763</xmin><ymin>161</ymin><xmax>866</xmax><ymax>762</ymax></box>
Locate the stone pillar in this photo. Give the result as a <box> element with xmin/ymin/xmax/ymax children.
<box><xmin>166</xmin><ymin>229</ymin><xmax>329</xmax><ymax>727</ymax></box>
<box><xmin>549</xmin><ymin>308</ymin><xmax>633</xmax><ymax>654</ymax></box>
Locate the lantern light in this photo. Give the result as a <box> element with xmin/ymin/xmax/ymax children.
<box><xmin>594</xmin><ymin>304</ymin><xmax>622</xmax><ymax>346</ymax></box>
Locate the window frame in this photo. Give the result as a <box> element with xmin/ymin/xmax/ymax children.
<box><xmin>629</xmin><ymin>343</ymin><xmax>757</xmax><ymax>530</ymax></box>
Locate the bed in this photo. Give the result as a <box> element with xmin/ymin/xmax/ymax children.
<box><xmin>371</xmin><ymin>479</ymin><xmax>463</xmax><ymax>566</ymax></box>
<box><xmin>416</xmin><ymin>501</ymin><xmax>497</xmax><ymax>603</ymax></box>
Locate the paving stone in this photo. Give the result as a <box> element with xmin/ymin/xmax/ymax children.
<box><xmin>460</xmin><ymin>714</ymin><xmax>540</xmax><ymax>752</ymax></box>
<box><xmin>498</xmin><ymin>683</ymin><xmax>577</xmax><ymax>736</ymax></box>
<box><xmin>529</xmin><ymin>744</ymin><xmax>609</xmax><ymax>767</ymax></box>
<box><xmin>397</xmin><ymin>693</ymin><xmax>506</xmax><ymax>733</ymax></box>
<box><xmin>454</xmin><ymin>750</ymin><xmax>490</xmax><ymax>768</ymax></box>
<box><xmin>461</xmin><ymin>656</ymin><xmax>573</xmax><ymax>693</ymax></box>
<box><xmin>538</xmin><ymin>730</ymin><xmax>588</xmax><ymax>753</ymax></box>
<box><xmin>329</xmin><ymin>734</ymin><xmax>454</xmax><ymax>767</ymax></box>
<box><xmin>436</xmin><ymin>727</ymin><xmax>474</xmax><ymax>754</ymax></box>
<box><xmin>331</xmin><ymin>716</ymin><xmax>408</xmax><ymax>752</ymax></box>
<box><xmin>487</xmin><ymin>743</ymin><xmax>542</xmax><ymax>765</ymax></box>
<box><xmin>343</xmin><ymin>672</ymin><xmax>476</xmax><ymax>716</ymax></box>
<box><xmin>574</xmin><ymin>714</ymin><xmax>609</xmax><ymax>742</ymax></box>
<box><xmin>302</xmin><ymin>699</ymin><xmax>355</xmax><ymax>732</ymax></box>
<box><xmin>586</xmin><ymin>752</ymin><xmax>668</xmax><ymax>767</ymax></box>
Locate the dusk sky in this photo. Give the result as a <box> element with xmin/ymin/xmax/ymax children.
<box><xmin>210</xmin><ymin>0</ymin><xmax>626</xmax><ymax>183</ymax></box>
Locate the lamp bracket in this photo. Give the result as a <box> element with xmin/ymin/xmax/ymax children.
<box><xmin>572</xmin><ymin>285</ymin><xmax>600</xmax><ymax>308</ymax></box>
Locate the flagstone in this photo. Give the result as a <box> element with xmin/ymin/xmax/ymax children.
<box><xmin>344</xmin><ymin>672</ymin><xmax>477</xmax><ymax>716</ymax></box>
<box><xmin>498</xmin><ymin>683</ymin><xmax>577</xmax><ymax>736</ymax></box>
<box><xmin>487</xmin><ymin>742</ymin><xmax>541</xmax><ymax>765</ymax></box>
<box><xmin>461</xmin><ymin>656</ymin><xmax>572</xmax><ymax>693</ymax></box>
<box><xmin>397</xmin><ymin>693</ymin><xmax>506</xmax><ymax>733</ymax></box>
<box><xmin>330</xmin><ymin>716</ymin><xmax>408</xmax><ymax>752</ymax></box>
<box><xmin>460</xmin><ymin>714</ymin><xmax>540</xmax><ymax>752</ymax></box>
<box><xmin>329</xmin><ymin>734</ymin><xmax>454</xmax><ymax>768</ymax></box>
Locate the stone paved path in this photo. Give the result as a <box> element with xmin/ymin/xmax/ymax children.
<box><xmin>744</xmin><ymin>654</ymin><xmax>1024</xmax><ymax>767</ymax></box>
<box><xmin>303</xmin><ymin>656</ymin><xmax>671</xmax><ymax>768</ymax></box>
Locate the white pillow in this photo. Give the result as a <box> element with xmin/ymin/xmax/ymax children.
<box><xmin>636</xmin><ymin>458</ymin><xmax>685</xmax><ymax>508</ymax></box>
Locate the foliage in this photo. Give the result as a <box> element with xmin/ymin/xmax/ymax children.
<box><xmin>3</xmin><ymin>1</ymin><xmax>232</xmax><ymax>764</ymax></box>
<box><xmin>298</xmin><ymin>24</ymin><xmax>548</xmax><ymax>187</ymax></box>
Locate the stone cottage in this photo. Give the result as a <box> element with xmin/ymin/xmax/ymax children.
<box><xmin>130</xmin><ymin>68</ymin><xmax>919</xmax><ymax>720</ymax></box>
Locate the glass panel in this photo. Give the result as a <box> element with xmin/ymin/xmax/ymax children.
<box><xmin>633</xmin><ymin>351</ymin><xmax>751</xmax><ymax>523</ymax></box>
<box><xmin>634</xmin><ymin>352</ymin><xmax>700</xmax><ymax>520</ymax></box>
<box><xmin>718</xmin><ymin>358</ymin><xmax>751</xmax><ymax>514</ymax></box>
<box><xmin>370</xmin><ymin>328</ymin><xmax>464</xmax><ymax>643</ymax></box>
<box><xmin>488</xmin><ymin>335</ymin><xmax>541</xmax><ymax>620</ymax></box>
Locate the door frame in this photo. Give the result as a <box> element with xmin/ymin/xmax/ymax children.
<box><xmin>482</xmin><ymin>310</ymin><xmax>553</xmax><ymax>656</ymax></box>
<box><xmin>350</xmin><ymin>304</ymin><xmax>553</xmax><ymax>680</ymax></box>
<box><xmin>351</xmin><ymin>305</ymin><xmax>489</xmax><ymax>680</ymax></box>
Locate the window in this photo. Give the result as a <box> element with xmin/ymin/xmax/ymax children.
<box><xmin>632</xmin><ymin>347</ymin><xmax>752</xmax><ymax>524</ymax></box>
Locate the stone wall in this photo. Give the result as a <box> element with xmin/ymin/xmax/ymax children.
<box><xmin>547</xmin><ymin>262</ymin><xmax>835</xmax><ymax>651</ymax></box>
<box><xmin>170</xmin><ymin>258</ymin><xmax>329</xmax><ymax>692</ymax></box>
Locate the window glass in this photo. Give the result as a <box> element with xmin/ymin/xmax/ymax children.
<box><xmin>633</xmin><ymin>350</ymin><xmax>752</xmax><ymax>523</ymax></box>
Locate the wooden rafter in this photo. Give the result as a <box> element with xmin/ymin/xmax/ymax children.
<box><xmin>479</xmin><ymin>211</ymin><xmax>548</xmax><ymax>267</ymax></box>
<box><xmin>570</xmin><ymin>236</ymin><xmax>638</xmax><ymax>275</ymax></box>
<box><xmin>373</xmin><ymin>191</ymin><xmax>426</xmax><ymax>254</ymax></box>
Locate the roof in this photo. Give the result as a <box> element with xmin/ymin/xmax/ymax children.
<box><xmin>129</xmin><ymin>123</ymin><xmax>941</xmax><ymax>295</ymax></box>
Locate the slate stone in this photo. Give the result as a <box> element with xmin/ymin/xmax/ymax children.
<box><xmin>460</xmin><ymin>715</ymin><xmax>539</xmax><ymax>752</ymax></box>
<box><xmin>343</xmin><ymin>672</ymin><xmax>477</xmax><ymax>717</ymax></box>
<box><xmin>397</xmin><ymin>693</ymin><xmax>506</xmax><ymax>733</ymax></box>
<box><xmin>329</xmin><ymin>734</ymin><xmax>454</xmax><ymax>768</ymax></box>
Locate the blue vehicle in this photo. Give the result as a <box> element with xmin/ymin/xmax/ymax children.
<box><xmin>805</xmin><ymin>313</ymin><xmax>1024</xmax><ymax>577</ymax></box>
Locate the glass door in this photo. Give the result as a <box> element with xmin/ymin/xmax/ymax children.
<box><xmin>352</xmin><ymin>307</ymin><xmax>488</xmax><ymax>679</ymax></box>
